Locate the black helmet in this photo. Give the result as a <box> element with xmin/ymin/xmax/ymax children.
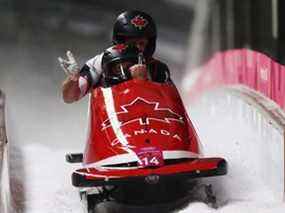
<box><xmin>101</xmin><ymin>44</ymin><xmax>140</xmax><ymax>86</ymax></box>
<box><xmin>112</xmin><ymin>10</ymin><xmax>157</xmax><ymax>57</ymax></box>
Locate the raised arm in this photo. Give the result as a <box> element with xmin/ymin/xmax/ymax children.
<box><xmin>58</xmin><ymin>51</ymin><xmax>82</xmax><ymax>103</ymax></box>
<box><xmin>58</xmin><ymin>51</ymin><xmax>104</xmax><ymax>103</ymax></box>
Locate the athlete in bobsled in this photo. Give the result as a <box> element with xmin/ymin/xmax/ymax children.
<box><xmin>59</xmin><ymin>10</ymin><xmax>170</xmax><ymax>103</ymax></box>
<box><xmin>59</xmin><ymin>10</ymin><xmax>227</xmax><ymax>213</ymax></box>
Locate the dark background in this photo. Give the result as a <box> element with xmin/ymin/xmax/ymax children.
<box><xmin>0</xmin><ymin>0</ymin><xmax>193</xmax><ymax>84</ymax></box>
<box><xmin>1</xmin><ymin>0</ymin><xmax>284</xmax><ymax>84</ymax></box>
<box><xmin>200</xmin><ymin>0</ymin><xmax>285</xmax><ymax>65</ymax></box>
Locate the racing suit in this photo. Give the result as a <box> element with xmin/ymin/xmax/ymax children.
<box><xmin>77</xmin><ymin>53</ymin><xmax>171</xmax><ymax>98</ymax></box>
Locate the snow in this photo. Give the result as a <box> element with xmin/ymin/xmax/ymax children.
<box><xmin>6</xmin><ymin>88</ymin><xmax>285</xmax><ymax>213</ymax></box>
<box><xmin>10</xmin><ymin>144</ymin><xmax>83</xmax><ymax>213</ymax></box>
<box><xmin>180</xmin><ymin>89</ymin><xmax>285</xmax><ymax>212</ymax></box>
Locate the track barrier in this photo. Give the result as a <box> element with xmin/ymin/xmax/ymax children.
<box><xmin>0</xmin><ymin>90</ymin><xmax>12</xmax><ymax>213</ymax></box>
<box><xmin>184</xmin><ymin>49</ymin><xmax>285</xmax><ymax>201</ymax></box>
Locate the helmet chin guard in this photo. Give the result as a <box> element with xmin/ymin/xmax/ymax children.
<box><xmin>101</xmin><ymin>44</ymin><xmax>141</xmax><ymax>86</ymax></box>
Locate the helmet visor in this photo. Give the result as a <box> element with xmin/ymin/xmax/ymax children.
<box><xmin>110</xmin><ymin>61</ymin><xmax>133</xmax><ymax>79</ymax></box>
<box><xmin>104</xmin><ymin>61</ymin><xmax>134</xmax><ymax>85</ymax></box>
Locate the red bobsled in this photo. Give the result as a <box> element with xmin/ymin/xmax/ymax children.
<box><xmin>66</xmin><ymin>79</ymin><xmax>227</xmax><ymax>208</ymax></box>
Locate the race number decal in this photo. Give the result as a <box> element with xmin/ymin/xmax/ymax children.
<box><xmin>136</xmin><ymin>147</ymin><xmax>164</xmax><ymax>167</ymax></box>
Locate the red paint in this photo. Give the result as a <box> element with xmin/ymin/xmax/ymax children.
<box><xmin>131</xmin><ymin>15</ymin><xmax>148</xmax><ymax>29</ymax></box>
<box><xmin>113</xmin><ymin>44</ymin><xmax>128</xmax><ymax>53</ymax></box>
<box><xmin>83</xmin><ymin>80</ymin><xmax>202</xmax><ymax>165</ymax></box>
<box><xmin>80</xmin><ymin>157</ymin><xmax>224</xmax><ymax>180</ymax></box>
<box><xmin>256</xmin><ymin>52</ymin><xmax>272</xmax><ymax>97</ymax></box>
<box><xmin>243</xmin><ymin>49</ymin><xmax>257</xmax><ymax>89</ymax></box>
<box><xmin>71</xmin><ymin>80</ymin><xmax>227</xmax><ymax>181</ymax></box>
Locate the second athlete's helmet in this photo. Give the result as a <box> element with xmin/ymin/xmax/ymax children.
<box><xmin>101</xmin><ymin>44</ymin><xmax>140</xmax><ymax>86</ymax></box>
<box><xmin>112</xmin><ymin>10</ymin><xmax>157</xmax><ymax>57</ymax></box>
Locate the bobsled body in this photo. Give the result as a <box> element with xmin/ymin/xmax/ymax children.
<box><xmin>84</xmin><ymin>79</ymin><xmax>200</xmax><ymax>167</ymax></box>
<box><xmin>68</xmin><ymin>80</ymin><xmax>227</xmax><ymax>209</ymax></box>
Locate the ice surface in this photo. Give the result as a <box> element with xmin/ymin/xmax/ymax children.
<box><xmin>180</xmin><ymin>89</ymin><xmax>285</xmax><ymax>212</ymax></box>
<box><xmin>24</xmin><ymin>146</ymin><xmax>82</xmax><ymax>213</ymax></box>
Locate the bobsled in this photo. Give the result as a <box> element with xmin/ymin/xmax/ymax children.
<box><xmin>66</xmin><ymin>79</ymin><xmax>227</xmax><ymax>211</ymax></box>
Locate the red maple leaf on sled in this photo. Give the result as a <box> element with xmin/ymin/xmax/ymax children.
<box><xmin>101</xmin><ymin>97</ymin><xmax>184</xmax><ymax>130</ymax></box>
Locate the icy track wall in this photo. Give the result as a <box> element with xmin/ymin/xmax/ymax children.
<box><xmin>0</xmin><ymin>90</ymin><xmax>11</xmax><ymax>213</ymax></box>
<box><xmin>183</xmin><ymin>49</ymin><xmax>285</xmax><ymax>201</ymax></box>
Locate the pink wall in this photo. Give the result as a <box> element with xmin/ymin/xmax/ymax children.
<box><xmin>188</xmin><ymin>49</ymin><xmax>285</xmax><ymax>111</ymax></box>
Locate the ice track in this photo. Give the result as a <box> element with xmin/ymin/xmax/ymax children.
<box><xmin>6</xmin><ymin>88</ymin><xmax>285</xmax><ymax>213</ymax></box>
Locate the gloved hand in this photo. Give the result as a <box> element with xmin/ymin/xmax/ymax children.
<box><xmin>58</xmin><ymin>51</ymin><xmax>80</xmax><ymax>76</ymax></box>
<box><xmin>129</xmin><ymin>64</ymin><xmax>148</xmax><ymax>80</ymax></box>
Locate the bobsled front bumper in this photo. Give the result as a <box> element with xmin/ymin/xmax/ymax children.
<box><xmin>72</xmin><ymin>157</ymin><xmax>227</xmax><ymax>187</ymax></box>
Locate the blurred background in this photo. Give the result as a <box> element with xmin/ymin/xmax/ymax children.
<box><xmin>0</xmin><ymin>0</ymin><xmax>284</xmax><ymax>147</ymax></box>
<box><xmin>0</xmin><ymin>0</ymin><xmax>194</xmax><ymax>149</ymax></box>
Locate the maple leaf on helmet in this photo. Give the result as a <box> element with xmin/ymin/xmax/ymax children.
<box><xmin>131</xmin><ymin>15</ymin><xmax>149</xmax><ymax>29</ymax></box>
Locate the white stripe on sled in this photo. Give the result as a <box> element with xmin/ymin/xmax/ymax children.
<box><xmin>101</xmin><ymin>87</ymin><xmax>139</xmax><ymax>160</ymax></box>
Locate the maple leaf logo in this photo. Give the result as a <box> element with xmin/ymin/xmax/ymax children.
<box><xmin>101</xmin><ymin>97</ymin><xmax>184</xmax><ymax>130</ymax></box>
<box><xmin>131</xmin><ymin>16</ymin><xmax>148</xmax><ymax>30</ymax></box>
<box><xmin>113</xmin><ymin>44</ymin><xmax>128</xmax><ymax>53</ymax></box>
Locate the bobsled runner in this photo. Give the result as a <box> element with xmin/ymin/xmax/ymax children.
<box><xmin>66</xmin><ymin>79</ymin><xmax>227</xmax><ymax>212</ymax></box>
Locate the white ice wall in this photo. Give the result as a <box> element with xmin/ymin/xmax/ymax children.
<box><xmin>187</xmin><ymin>88</ymin><xmax>284</xmax><ymax>202</ymax></box>
<box><xmin>0</xmin><ymin>91</ymin><xmax>12</xmax><ymax>213</ymax></box>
